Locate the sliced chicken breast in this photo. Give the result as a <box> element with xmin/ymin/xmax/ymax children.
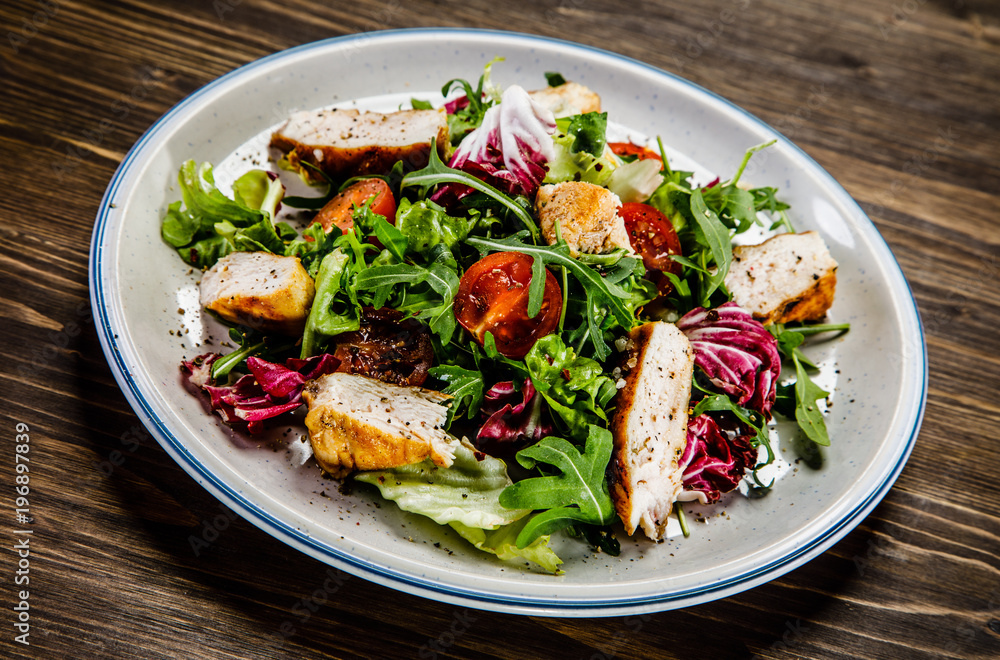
<box><xmin>535</xmin><ymin>181</ymin><xmax>634</xmax><ymax>256</ymax></box>
<box><xmin>199</xmin><ymin>252</ymin><xmax>314</xmax><ymax>335</ymax></box>
<box><xmin>528</xmin><ymin>81</ymin><xmax>601</xmax><ymax>118</ymax></box>
<box><xmin>271</xmin><ymin>108</ymin><xmax>449</xmax><ymax>181</ymax></box>
<box><xmin>609</xmin><ymin>322</ymin><xmax>694</xmax><ymax>541</ymax></box>
<box><xmin>301</xmin><ymin>372</ymin><xmax>458</xmax><ymax>479</ymax></box>
<box><xmin>724</xmin><ymin>231</ymin><xmax>838</xmax><ymax>325</ymax></box>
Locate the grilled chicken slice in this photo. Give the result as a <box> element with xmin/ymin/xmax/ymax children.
<box><xmin>535</xmin><ymin>181</ymin><xmax>634</xmax><ymax>256</ymax></box>
<box><xmin>724</xmin><ymin>231</ymin><xmax>838</xmax><ymax>325</ymax></box>
<box><xmin>270</xmin><ymin>107</ymin><xmax>449</xmax><ymax>182</ymax></box>
<box><xmin>199</xmin><ymin>252</ymin><xmax>314</xmax><ymax>335</ymax></box>
<box><xmin>609</xmin><ymin>322</ymin><xmax>695</xmax><ymax>541</ymax></box>
<box><xmin>301</xmin><ymin>372</ymin><xmax>458</xmax><ymax>479</ymax></box>
<box><xmin>528</xmin><ymin>81</ymin><xmax>601</xmax><ymax>118</ymax></box>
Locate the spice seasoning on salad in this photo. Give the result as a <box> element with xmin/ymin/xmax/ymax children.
<box><xmin>161</xmin><ymin>62</ymin><xmax>848</xmax><ymax>572</ymax></box>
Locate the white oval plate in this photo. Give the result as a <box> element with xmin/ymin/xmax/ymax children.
<box><xmin>90</xmin><ymin>29</ymin><xmax>926</xmax><ymax>617</ymax></box>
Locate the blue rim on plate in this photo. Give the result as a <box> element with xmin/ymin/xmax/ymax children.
<box><xmin>89</xmin><ymin>28</ymin><xmax>927</xmax><ymax>616</ymax></box>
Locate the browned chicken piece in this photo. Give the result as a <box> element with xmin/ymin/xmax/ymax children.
<box><xmin>724</xmin><ymin>231</ymin><xmax>838</xmax><ymax>325</ymax></box>
<box><xmin>199</xmin><ymin>252</ymin><xmax>315</xmax><ymax>335</ymax></box>
<box><xmin>609</xmin><ymin>322</ymin><xmax>694</xmax><ymax>541</ymax></box>
<box><xmin>270</xmin><ymin>108</ymin><xmax>449</xmax><ymax>182</ymax></box>
<box><xmin>301</xmin><ymin>372</ymin><xmax>458</xmax><ymax>479</ymax></box>
<box><xmin>528</xmin><ymin>82</ymin><xmax>601</xmax><ymax>118</ymax></box>
<box><xmin>535</xmin><ymin>181</ymin><xmax>634</xmax><ymax>257</ymax></box>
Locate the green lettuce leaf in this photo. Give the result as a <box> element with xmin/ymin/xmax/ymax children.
<box><xmin>354</xmin><ymin>442</ymin><xmax>529</xmax><ymax>529</ymax></box>
<box><xmin>161</xmin><ymin>161</ymin><xmax>291</xmax><ymax>269</ymax></box>
<box><xmin>300</xmin><ymin>249</ymin><xmax>359</xmax><ymax>358</ymax></box>
<box><xmin>564</xmin><ymin>112</ymin><xmax>608</xmax><ymax>157</ymax></box>
<box><xmin>523</xmin><ymin>335</ymin><xmax>616</xmax><ymax>439</ymax></box>
<box><xmin>231</xmin><ymin>169</ymin><xmax>284</xmax><ymax>219</ymax></box>
<box><xmin>395</xmin><ymin>198</ymin><xmax>475</xmax><ymax>256</ymax></box>
<box><xmin>449</xmin><ymin>518</ymin><xmax>563</xmax><ymax>574</ymax></box>
<box><xmin>544</xmin><ymin>132</ymin><xmax>615</xmax><ymax>186</ymax></box>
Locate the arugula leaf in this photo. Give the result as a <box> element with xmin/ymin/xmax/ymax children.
<box><xmin>768</xmin><ymin>322</ymin><xmax>848</xmax><ymax>446</ymax></box>
<box><xmin>401</xmin><ymin>138</ymin><xmax>540</xmax><ymax>240</ymax></box>
<box><xmin>499</xmin><ymin>425</ymin><xmax>616</xmax><ymax>549</ymax></box>
<box><xmin>726</xmin><ymin>139</ymin><xmax>776</xmax><ymax>188</ymax></box>
<box><xmin>210</xmin><ymin>327</ymin><xmax>265</xmax><ymax>380</ymax></box>
<box><xmin>410</xmin><ymin>98</ymin><xmax>433</xmax><ymax>110</ymax></box>
<box><xmin>692</xmin><ymin>393</ymin><xmax>774</xmax><ymax>468</ymax></box>
<box><xmin>568</xmin><ymin>523</ymin><xmax>620</xmax><ymax>556</ymax></box>
<box><xmin>793</xmin><ymin>353</ymin><xmax>831</xmax><ymax>446</ymax></box>
<box><xmin>427</xmin><ymin>365</ymin><xmax>485</xmax><ymax>424</ymax></box>
<box><xmin>544</xmin><ymin>71</ymin><xmax>566</xmax><ymax>87</ymax></box>
<box><xmin>442</xmin><ymin>57</ymin><xmax>503</xmax><ymax>145</ymax></box>
<box><xmin>285</xmin><ymin>222</ymin><xmax>340</xmax><ymax>277</ymax></box>
<box><xmin>689</xmin><ymin>188</ymin><xmax>732</xmax><ymax>304</ymax></box>
<box><xmin>373</xmin><ymin>217</ymin><xmax>408</xmax><ymax>263</ymax></box>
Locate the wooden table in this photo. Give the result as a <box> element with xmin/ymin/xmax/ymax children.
<box><xmin>2</xmin><ymin>0</ymin><xmax>999</xmax><ymax>657</ymax></box>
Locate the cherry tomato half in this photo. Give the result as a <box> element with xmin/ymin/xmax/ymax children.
<box><xmin>608</xmin><ymin>142</ymin><xmax>663</xmax><ymax>166</ymax></box>
<box><xmin>312</xmin><ymin>178</ymin><xmax>396</xmax><ymax>234</ymax></box>
<box><xmin>619</xmin><ymin>202</ymin><xmax>683</xmax><ymax>278</ymax></box>
<box><xmin>454</xmin><ymin>252</ymin><xmax>562</xmax><ymax>359</ymax></box>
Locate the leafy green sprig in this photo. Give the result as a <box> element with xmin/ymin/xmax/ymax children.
<box><xmin>769</xmin><ymin>322</ymin><xmax>850</xmax><ymax>447</ymax></box>
<box><xmin>646</xmin><ymin>140</ymin><xmax>799</xmax><ymax>313</ymax></box>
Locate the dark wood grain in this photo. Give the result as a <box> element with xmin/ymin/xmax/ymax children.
<box><xmin>2</xmin><ymin>0</ymin><xmax>999</xmax><ymax>658</ymax></box>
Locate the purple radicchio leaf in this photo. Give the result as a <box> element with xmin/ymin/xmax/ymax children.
<box><xmin>679</xmin><ymin>414</ymin><xmax>757</xmax><ymax>505</ymax></box>
<box><xmin>181</xmin><ymin>353</ymin><xmax>339</xmax><ymax>434</ymax></box>
<box><xmin>444</xmin><ymin>95</ymin><xmax>471</xmax><ymax>114</ymax></box>
<box><xmin>677</xmin><ymin>302</ymin><xmax>781</xmax><ymax>418</ymax></box>
<box><xmin>441</xmin><ymin>84</ymin><xmax>556</xmax><ymax>200</ymax></box>
<box><xmin>475</xmin><ymin>379</ymin><xmax>553</xmax><ymax>456</ymax></box>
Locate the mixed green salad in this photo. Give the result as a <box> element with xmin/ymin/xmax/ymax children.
<box><xmin>164</xmin><ymin>61</ymin><xmax>847</xmax><ymax>572</ymax></box>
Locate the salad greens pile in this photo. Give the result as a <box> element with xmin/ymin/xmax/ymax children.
<box><xmin>164</xmin><ymin>62</ymin><xmax>848</xmax><ymax>573</ymax></box>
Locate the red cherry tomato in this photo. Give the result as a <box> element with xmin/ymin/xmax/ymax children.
<box><xmin>312</xmin><ymin>178</ymin><xmax>396</xmax><ymax>234</ymax></box>
<box><xmin>608</xmin><ymin>142</ymin><xmax>663</xmax><ymax>166</ymax></box>
<box><xmin>454</xmin><ymin>252</ymin><xmax>562</xmax><ymax>359</ymax></box>
<box><xmin>619</xmin><ymin>202</ymin><xmax>683</xmax><ymax>279</ymax></box>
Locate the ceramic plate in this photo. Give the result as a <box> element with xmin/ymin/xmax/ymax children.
<box><xmin>89</xmin><ymin>29</ymin><xmax>926</xmax><ymax>616</ymax></box>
